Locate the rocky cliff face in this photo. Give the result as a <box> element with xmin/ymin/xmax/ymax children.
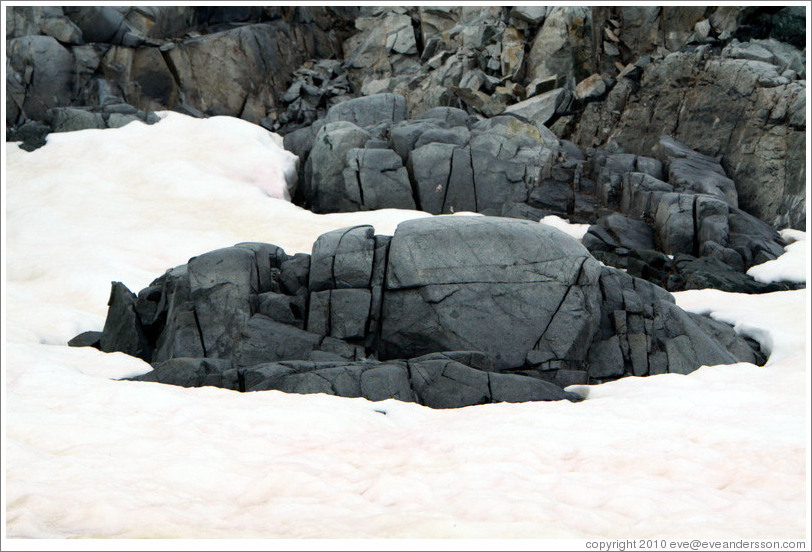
<box><xmin>6</xmin><ymin>6</ymin><xmax>805</xmax><ymax>229</ymax></box>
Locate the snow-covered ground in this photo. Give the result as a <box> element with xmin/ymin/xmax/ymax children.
<box><xmin>2</xmin><ymin>114</ymin><xmax>809</xmax><ymax>546</ymax></box>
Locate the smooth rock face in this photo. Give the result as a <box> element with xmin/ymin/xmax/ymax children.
<box><xmin>72</xmin><ymin>216</ymin><xmax>764</xmax><ymax>407</ymax></box>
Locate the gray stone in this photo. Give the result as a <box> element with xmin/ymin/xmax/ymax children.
<box><xmin>67</xmin><ymin>331</ymin><xmax>102</xmax><ymax>349</ymax></box>
<box><xmin>407</xmin><ymin>143</ymin><xmax>456</xmax><ymax>215</ymax></box>
<box><xmin>63</xmin><ymin>6</ymin><xmax>132</xmax><ymax>44</ymax></box>
<box><xmin>6</xmin><ymin>7</ymin><xmax>83</xmax><ymax>44</ymax></box>
<box><xmin>7</xmin><ymin>36</ymin><xmax>75</xmax><ymax>123</ymax></box>
<box><xmin>586</xmin><ymin>336</ymin><xmax>625</xmax><ymax>379</ymax></box>
<box><xmin>526</xmin><ymin>6</ymin><xmax>594</xmax><ymax>84</ymax></box>
<box><xmin>186</xmin><ymin>247</ymin><xmax>258</xmax><ymax>359</ymax></box>
<box><xmin>408</xmin><ymin>355</ymin><xmax>490</xmax><ymax>408</ymax></box>
<box><xmin>309</xmin><ymin>225</ymin><xmax>375</xmax><ymax>291</ymax></box>
<box><xmin>279</xmin><ymin>253</ymin><xmax>310</xmax><ymax>297</ymax></box>
<box><xmin>654</xmin><ymin>193</ymin><xmax>696</xmax><ymax>256</ymax></box>
<box><xmin>330</xmin><ymin>288</ymin><xmax>372</xmax><ymax>340</ymax></box>
<box><xmin>414</xmin><ymin>127</ymin><xmax>471</xmax><ymax>149</ymax></box>
<box><xmin>503</xmin><ymin>88</ymin><xmax>568</xmax><ymax>126</ymax></box>
<box><xmin>233</xmin><ymin>315</ymin><xmax>331</xmax><ymax>368</ymax></box>
<box><xmin>306</xmin><ymin>290</ymin><xmax>331</xmax><ymax>336</ymax></box>
<box><xmin>414</xmin><ymin>106</ymin><xmax>471</xmax><ymax>128</ymax></box>
<box><xmin>510</xmin><ymin>6</ymin><xmax>548</xmax><ymax>27</ymax></box>
<box><xmin>49</xmin><ymin>107</ymin><xmax>105</xmax><ymax>132</ymax></box>
<box><xmin>583</xmin><ymin>213</ymin><xmax>656</xmax><ymax>253</ymax></box>
<box><xmin>242</xmin><ymin>359</ymin><xmax>415</xmax><ymax>403</ymax></box>
<box><xmin>381</xmin><ymin>217</ymin><xmax>601</xmax><ymax>370</ymax></box>
<box><xmin>656</xmin><ymin>300</ymin><xmax>742</xmax><ymax>373</ymax></box>
<box><xmin>257</xmin><ymin>292</ymin><xmax>305</xmax><ymax>328</ymax></box>
<box><xmin>323</xmin><ymin>93</ymin><xmax>407</xmax><ymax>128</ymax></box>
<box><xmin>571</xmin><ymin>48</ymin><xmax>806</xmax><ymax>230</ymax></box>
<box><xmin>106</xmin><ymin>113</ymin><xmax>139</xmax><ymax>128</ymax></box>
<box><xmin>342</xmin><ymin>148</ymin><xmax>416</xmax><ymax>210</ymax></box>
<box><xmin>661</xmin><ymin>136</ymin><xmax>738</xmax><ymax>206</ymax></box>
<box><xmin>771</xmin><ymin>6</ymin><xmax>806</xmax><ymax>49</ymax></box>
<box><xmin>575</xmin><ymin>74</ymin><xmax>607</xmax><ymax>100</ymax></box>
<box><xmin>306</xmin><ymin>121</ymin><xmax>372</xmax><ymax>213</ymax></box>
<box><xmin>100</xmin><ymin>282</ymin><xmax>152</xmax><ymax>362</ymax></box>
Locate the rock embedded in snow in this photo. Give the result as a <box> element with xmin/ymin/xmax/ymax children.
<box><xmin>72</xmin><ymin>216</ymin><xmax>764</xmax><ymax>406</ymax></box>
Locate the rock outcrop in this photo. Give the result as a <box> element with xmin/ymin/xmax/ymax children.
<box><xmin>71</xmin><ymin>217</ymin><xmax>764</xmax><ymax>407</ymax></box>
<box><xmin>285</xmin><ymin>90</ymin><xmax>793</xmax><ymax>295</ymax></box>
<box><xmin>6</xmin><ymin>6</ymin><xmax>359</xmax><ymax>147</ymax></box>
<box><xmin>7</xmin><ymin>6</ymin><xmax>805</xmax><ymax>229</ymax></box>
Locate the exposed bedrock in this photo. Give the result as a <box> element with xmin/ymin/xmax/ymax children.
<box><xmin>8</xmin><ymin>6</ymin><xmax>804</xmax><ymax>230</ymax></box>
<box><xmin>72</xmin><ymin>216</ymin><xmax>764</xmax><ymax>407</ymax></box>
<box><xmin>287</xmin><ymin>91</ymin><xmax>794</xmax><ymax>295</ymax></box>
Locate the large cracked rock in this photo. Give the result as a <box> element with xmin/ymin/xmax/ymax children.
<box><xmin>71</xmin><ymin>216</ymin><xmax>764</xmax><ymax>408</ymax></box>
<box><xmin>379</xmin><ymin>217</ymin><xmax>602</xmax><ymax>371</ymax></box>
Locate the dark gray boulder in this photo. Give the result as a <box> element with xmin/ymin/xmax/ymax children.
<box><xmin>585</xmin><ymin>265</ymin><xmax>763</xmax><ymax>382</ymax></box>
<box><xmin>380</xmin><ymin>216</ymin><xmax>603</xmax><ymax>371</ymax></box>
<box><xmin>67</xmin><ymin>331</ymin><xmax>102</xmax><ymax>349</ymax></box>
<box><xmin>414</xmin><ymin>106</ymin><xmax>472</xmax><ymax>127</ymax></box>
<box><xmin>583</xmin><ymin>213</ymin><xmax>657</xmax><ymax>253</ymax></box>
<box><xmin>7</xmin><ymin>36</ymin><xmax>75</xmax><ymax>124</ymax></box>
<box><xmin>309</xmin><ymin>225</ymin><xmax>375</xmax><ymax>291</ymax></box>
<box><xmin>85</xmin><ymin>216</ymin><xmax>765</xmax><ymax>406</ymax></box>
<box><xmin>99</xmin><ymin>282</ymin><xmax>152</xmax><ymax>362</ymax></box>
<box><xmin>242</xmin><ymin>359</ymin><xmax>414</xmax><ymax>403</ymax></box>
<box><xmin>407</xmin><ymin>142</ymin><xmax>457</xmax><ymax>213</ymax></box>
<box><xmin>6</xmin><ymin>6</ymin><xmax>83</xmax><ymax>44</ymax></box>
<box><xmin>771</xmin><ymin>6</ymin><xmax>806</xmax><ymax>49</ymax></box>
<box><xmin>151</xmin><ymin>266</ymin><xmax>205</xmax><ymax>363</ymax></box>
<box><xmin>305</xmin><ymin>121</ymin><xmax>372</xmax><ymax>213</ymax></box>
<box><xmin>187</xmin><ymin>246</ymin><xmax>257</xmax><ymax>359</ymax></box>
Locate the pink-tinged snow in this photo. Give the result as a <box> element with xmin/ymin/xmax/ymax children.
<box><xmin>2</xmin><ymin>114</ymin><xmax>809</xmax><ymax>546</ymax></box>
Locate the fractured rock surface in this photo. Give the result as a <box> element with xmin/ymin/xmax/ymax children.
<box><xmin>71</xmin><ymin>216</ymin><xmax>764</xmax><ymax>407</ymax></box>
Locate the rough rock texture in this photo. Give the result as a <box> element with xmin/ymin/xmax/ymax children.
<box><xmin>568</xmin><ymin>42</ymin><xmax>806</xmax><ymax>231</ymax></box>
<box><xmin>578</xmin><ymin>136</ymin><xmax>796</xmax><ymax>293</ymax></box>
<box><xmin>6</xmin><ymin>6</ymin><xmax>358</xmax><ymax>140</ymax></box>
<box><xmin>290</xmin><ymin>85</ymin><xmax>791</xmax><ymax>294</ymax></box>
<box><xmin>8</xmin><ymin>6</ymin><xmax>805</xmax><ymax>232</ymax></box>
<box><xmin>72</xmin><ymin>217</ymin><xmax>764</xmax><ymax>407</ymax></box>
<box><xmin>295</xmin><ymin>94</ymin><xmax>558</xmax><ymax>216</ymax></box>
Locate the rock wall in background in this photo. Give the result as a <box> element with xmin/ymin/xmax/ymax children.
<box><xmin>5</xmin><ymin>5</ymin><xmax>806</xmax><ymax>229</ymax></box>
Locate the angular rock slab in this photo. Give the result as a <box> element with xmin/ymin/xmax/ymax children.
<box><xmin>380</xmin><ymin>216</ymin><xmax>602</xmax><ymax>370</ymax></box>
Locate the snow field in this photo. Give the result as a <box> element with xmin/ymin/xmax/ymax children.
<box><xmin>3</xmin><ymin>114</ymin><xmax>809</xmax><ymax>545</ymax></box>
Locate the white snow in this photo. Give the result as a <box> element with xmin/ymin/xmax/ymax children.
<box><xmin>747</xmin><ymin>229</ymin><xmax>808</xmax><ymax>284</ymax></box>
<box><xmin>2</xmin><ymin>114</ymin><xmax>809</xmax><ymax>546</ymax></box>
<box><xmin>539</xmin><ymin>214</ymin><xmax>591</xmax><ymax>241</ymax></box>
